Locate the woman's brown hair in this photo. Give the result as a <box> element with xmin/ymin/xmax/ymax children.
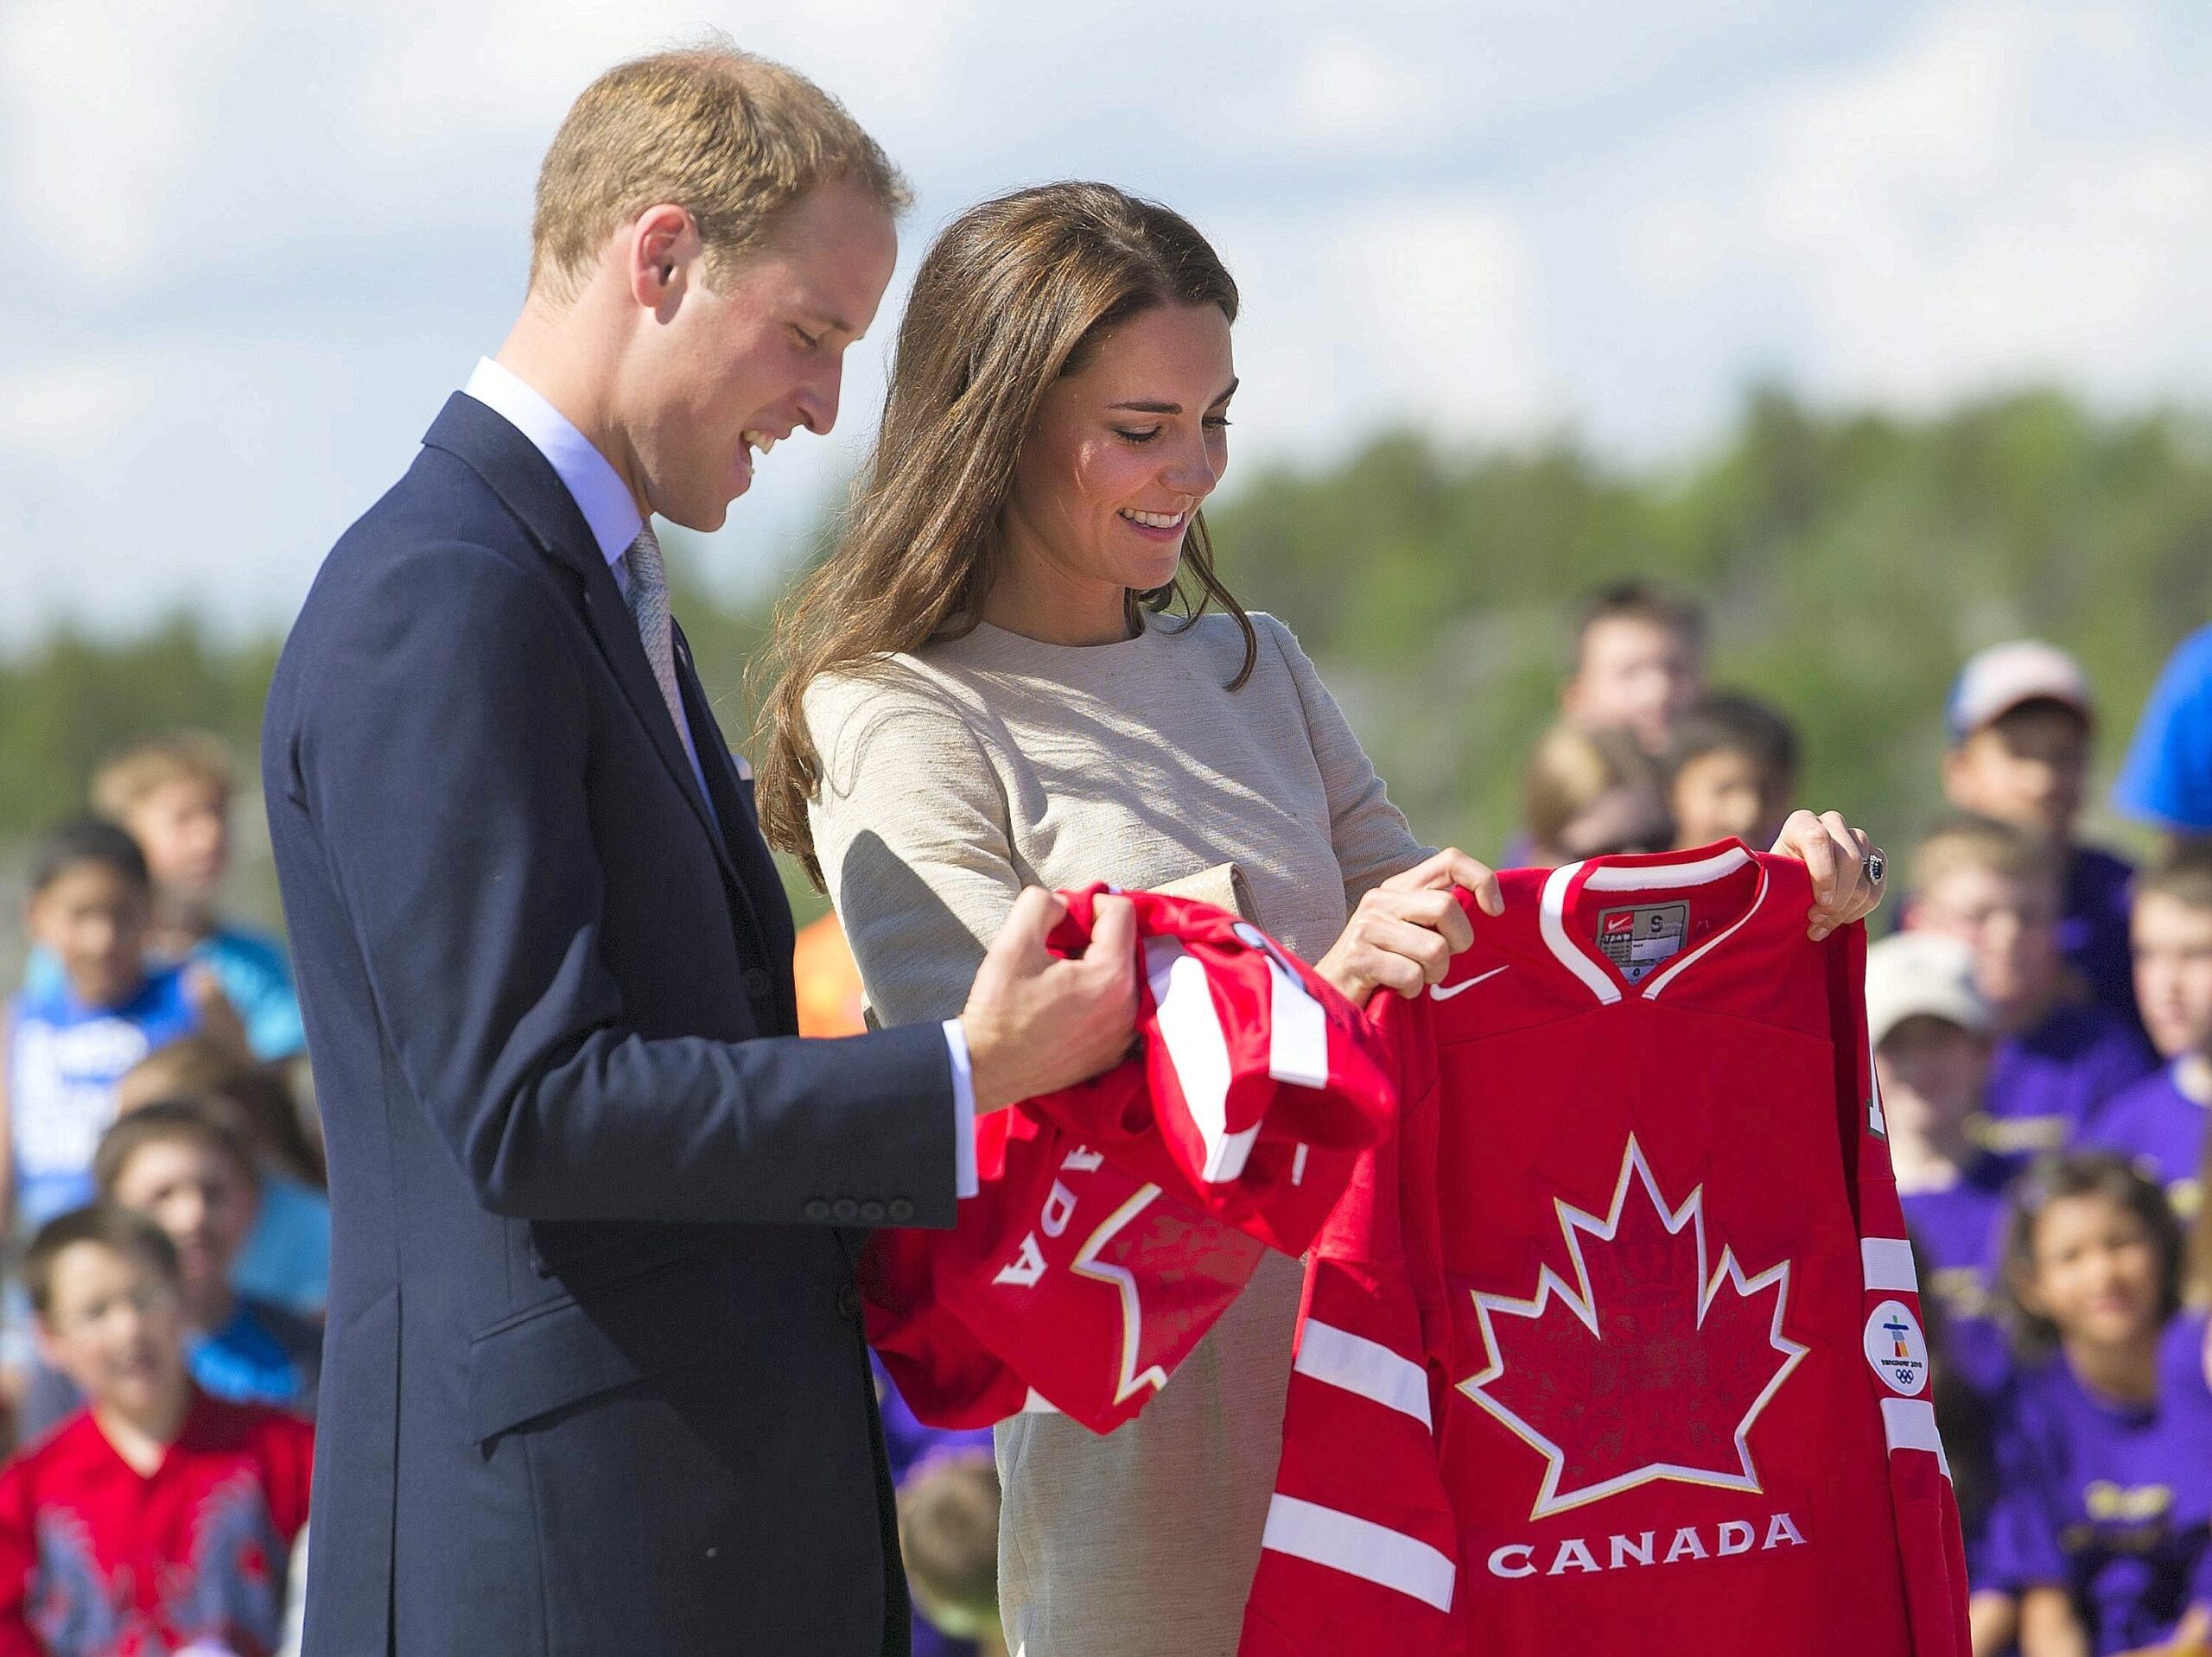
<box><xmin>754</xmin><ymin>181</ymin><xmax>1255</xmax><ymax>883</ymax></box>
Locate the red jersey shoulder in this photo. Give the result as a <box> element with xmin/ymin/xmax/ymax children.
<box><xmin>0</xmin><ymin>1409</ymin><xmax>105</xmax><ymax>1494</ymax></box>
<box><xmin>1423</xmin><ymin>849</ymin><xmax>1832</xmax><ymax>1043</ymax></box>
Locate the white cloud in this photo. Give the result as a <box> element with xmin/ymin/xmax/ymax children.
<box><xmin>1288</xmin><ymin>29</ymin><xmax>1442</xmax><ymax>147</ymax></box>
<box><xmin>2</xmin><ymin>1</ymin><xmax>2209</xmax><ymax>639</ymax></box>
<box><xmin>1222</xmin><ymin>195</ymin><xmax>1557</xmax><ymax>457</ymax></box>
<box><xmin>0</xmin><ymin>0</ymin><xmax>258</xmax><ymax>286</ymax></box>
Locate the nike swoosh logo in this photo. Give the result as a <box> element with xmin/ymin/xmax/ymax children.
<box><xmin>1431</xmin><ymin>964</ymin><xmax>1510</xmax><ymax>1001</ymax></box>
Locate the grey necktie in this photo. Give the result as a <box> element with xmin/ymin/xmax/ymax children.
<box><xmin>621</xmin><ymin>525</ymin><xmax>693</xmax><ymax>759</ymax></box>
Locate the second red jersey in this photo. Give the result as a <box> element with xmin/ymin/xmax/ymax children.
<box><xmin>1244</xmin><ymin>843</ymin><xmax>1970</xmax><ymax>1656</ymax></box>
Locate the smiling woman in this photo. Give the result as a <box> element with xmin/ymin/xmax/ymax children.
<box><xmin>757</xmin><ymin>183</ymin><xmax>1502</xmax><ymax>1657</ymax></box>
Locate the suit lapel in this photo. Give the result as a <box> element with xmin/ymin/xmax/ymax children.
<box><xmin>421</xmin><ymin>392</ymin><xmax>747</xmax><ymax>900</ymax></box>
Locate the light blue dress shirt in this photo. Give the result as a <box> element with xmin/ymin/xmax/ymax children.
<box><xmin>458</xmin><ymin>359</ymin><xmax>974</xmax><ymax>1197</ymax></box>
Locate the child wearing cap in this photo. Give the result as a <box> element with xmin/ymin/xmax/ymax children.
<box><xmin>1905</xmin><ymin>816</ymin><xmax>2157</xmax><ymax>1157</ymax></box>
<box><xmin>1980</xmin><ymin>1154</ymin><xmax>2212</xmax><ymax>1655</ymax></box>
<box><xmin>1664</xmin><ymin>691</ymin><xmax>1799</xmax><ymax>853</ymax></box>
<box><xmin>2088</xmin><ymin>845</ymin><xmax>2212</xmax><ymax>1227</ymax></box>
<box><xmin>0</xmin><ymin>1203</ymin><xmax>313</xmax><ymax>1657</ymax></box>
<box><xmin>1870</xmin><ymin>930</ymin><xmax>2016</xmax><ymax>1397</ymax></box>
<box><xmin>1943</xmin><ymin>640</ymin><xmax>2141</xmax><ymax>1031</ymax></box>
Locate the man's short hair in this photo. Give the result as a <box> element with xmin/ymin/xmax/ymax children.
<box><xmin>28</xmin><ymin>817</ymin><xmax>151</xmax><ymax>898</ymax></box>
<box><xmin>90</xmin><ymin>730</ymin><xmax>234</xmax><ymax>820</ymax></box>
<box><xmin>1909</xmin><ymin>814</ymin><xmax>2061</xmax><ymax>899</ymax></box>
<box><xmin>95</xmin><ymin>1099</ymin><xmax>261</xmax><ymax>1201</ymax></box>
<box><xmin>1572</xmin><ymin>580</ymin><xmax>1707</xmax><ymax>663</ymax></box>
<box><xmin>530</xmin><ymin>41</ymin><xmax>911</xmax><ymax>302</ymax></box>
<box><xmin>2139</xmin><ymin>841</ymin><xmax>2212</xmax><ymax>914</ymax></box>
<box><xmin>1669</xmin><ymin>691</ymin><xmax>1800</xmax><ymax>781</ymax></box>
<box><xmin>21</xmin><ymin>1203</ymin><xmax>181</xmax><ymax>1320</ymax></box>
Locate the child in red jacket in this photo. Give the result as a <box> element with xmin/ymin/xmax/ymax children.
<box><xmin>0</xmin><ymin>1204</ymin><xmax>311</xmax><ymax>1657</ymax></box>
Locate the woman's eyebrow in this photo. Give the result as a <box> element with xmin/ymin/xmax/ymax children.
<box><xmin>1109</xmin><ymin>378</ymin><xmax>1240</xmax><ymax>416</ymax></box>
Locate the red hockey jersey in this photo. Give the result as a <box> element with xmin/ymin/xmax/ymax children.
<box><xmin>862</xmin><ymin>887</ymin><xmax>1393</xmax><ymax>1433</ymax></box>
<box><xmin>1244</xmin><ymin>843</ymin><xmax>1971</xmax><ymax>1656</ymax></box>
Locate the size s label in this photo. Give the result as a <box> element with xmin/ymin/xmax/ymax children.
<box><xmin>1596</xmin><ymin>903</ymin><xmax>1687</xmax><ymax>984</ymax></box>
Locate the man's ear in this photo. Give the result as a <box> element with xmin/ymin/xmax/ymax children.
<box><xmin>626</xmin><ymin>204</ymin><xmax>696</xmax><ymax>314</ymax></box>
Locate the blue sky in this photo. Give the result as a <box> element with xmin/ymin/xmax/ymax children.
<box><xmin>3</xmin><ymin>0</ymin><xmax>2209</xmax><ymax>644</ymax></box>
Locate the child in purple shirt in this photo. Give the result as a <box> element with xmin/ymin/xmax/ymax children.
<box><xmin>1942</xmin><ymin>641</ymin><xmax>2143</xmax><ymax>1032</ymax></box>
<box><xmin>1907</xmin><ymin>816</ymin><xmax>2157</xmax><ymax>1158</ymax></box>
<box><xmin>2090</xmin><ymin>848</ymin><xmax>2212</xmax><ymax>1228</ymax></box>
<box><xmin>1870</xmin><ymin>930</ymin><xmax>2019</xmax><ymax>1397</ymax></box>
<box><xmin>1982</xmin><ymin>1152</ymin><xmax>2212</xmax><ymax>1654</ymax></box>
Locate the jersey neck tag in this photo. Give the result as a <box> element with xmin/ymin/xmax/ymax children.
<box><xmin>1596</xmin><ymin>902</ymin><xmax>1688</xmax><ymax>985</ymax></box>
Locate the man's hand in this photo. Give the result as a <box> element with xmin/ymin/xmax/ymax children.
<box><xmin>1316</xmin><ymin>848</ymin><xmax>1503</xmax><ymax>1004</ymax></box>
<box><xmin>1770</xmin><ymin>809</ymin><xmax>1885</xmax><ymax>942</ymax></box>
<box><xmin>960</xmin><ymin>887</ymin><xmax>1140</xmax><ymax>1114</ymax></box>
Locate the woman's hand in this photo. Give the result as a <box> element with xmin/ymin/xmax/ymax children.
<box><xmin>1317</xmin><ymin>848</ymin><xmax>1503</xmax><ymax>1005</ymax></box>
<box><xmin>1770</xmin><ymin>809</ymin><xmax>1886</xmax><ymax>942</ymax></box>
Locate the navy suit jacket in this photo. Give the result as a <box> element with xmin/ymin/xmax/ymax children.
<box><xmin>263</xmin><ymin>393</ymin><xmax>957</xmax><ymax>1656</ymax></box>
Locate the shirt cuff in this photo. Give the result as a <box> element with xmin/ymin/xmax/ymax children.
<box><xmin>941</xmin><ymin>1019</ymin><xmax>978</xmax><ymax>1199</ymax></box>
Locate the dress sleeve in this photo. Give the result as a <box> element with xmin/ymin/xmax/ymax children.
<box><xmin>2114</xmin><ymin>624</ymin><xmax>2212</xmax><ymax>833</ymax></box>
<box><xmin>805</xmin><ymin>668</ymin><xmax>1027</xmax><ymax>1034</ymax></box>
<box><xmin>1255</xmin><ymin>614</ymin><xmax>1427</xmax><ymax>910</ymax></box>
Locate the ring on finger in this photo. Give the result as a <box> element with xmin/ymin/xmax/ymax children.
<box><xmin>1862</xmin><ymin>848</ymin><xmax>1885</xmax><ymax>886</ymax></box>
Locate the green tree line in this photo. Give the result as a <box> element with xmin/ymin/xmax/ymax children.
<box><xmin>4</xmin><ymin>387</ymin><xmax>2209</xmax><ymax>923</ymax></box>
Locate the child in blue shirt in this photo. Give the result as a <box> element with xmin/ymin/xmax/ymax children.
<box><xmin>1983</xmin><ymin>1152</ymin><xmax>2212</xmax><ymax>1654</ymax></box>
<box><xmin>4</xmin><ymin>822</ymin><xmax>237</xmax><ymax>1236</ymax></box>
<box><xmin>90</xmin><ymin>733</ymin><xmax>303</xmax><ymax>1064</ymax></box>
<box><xmin>2090</xmin><ymin>847</ymin><xmax>2212</xmax><ymax>1227</ymax></box>
<box><xmin>97</xmin><ymin>1101</ymin><xmax>319</xmax><ymax>1413</ymax></box>
<box><xmin>1906</xmin><ymin>816</ymin><xmax>2157</xmax><ymax>1159</ymax></box>
<box><xmin>24</xmin><ymin>735</ymin><xmax>304</xmax><ymax>1066</ymax></box>
<box><xmin>116</xmin><ymin>1037</ymin><xmax>328</xmax><ymax>1318</ymax></box>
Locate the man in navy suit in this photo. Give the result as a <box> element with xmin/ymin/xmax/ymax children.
<box><xmin>263</xmin><ymin>47</ymin><xmax>1137</xmax><ymax>1656</ymax></box>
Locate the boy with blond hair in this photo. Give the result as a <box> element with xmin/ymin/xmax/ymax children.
<box><xmin>1904</xmin><ymin>816</ymin><xmax>2156</xmax><ymax>1155</ymax></box>
<box><xmin>2088</xmin><ymin>845</ymin><xmax>2212</xmax><ymax>1223</ymax></box>
<box><xmin>83</xmin><ymin>732</ymin><xmax>303</xmax><ymax>1063</ymax></box>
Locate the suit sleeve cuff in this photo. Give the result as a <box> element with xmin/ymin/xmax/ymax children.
<box><xmin>941</xmin><ymin>1019</ymin><xmax>978</xmax><ymax>1199</ymax></box>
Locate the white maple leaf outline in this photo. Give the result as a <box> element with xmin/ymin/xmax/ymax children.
<box><xmin>1069</xmin><ymin>1181</ymin><xmax>1174</xmax><ymax>1405</ymax></box>
<box><xmin>1459</xmin><ymin>1134</ymin><xmax>1810</xmax><ymax>1521</ymax></box>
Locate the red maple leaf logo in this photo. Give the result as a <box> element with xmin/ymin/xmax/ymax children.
<box><xmin>1460</xmin><ymin>1136</ymin><xmax>1807</xmax><ymax>1519</ymax></box>
<box><xmin>1069</xmin><ymin>1181</ymin><xmax>1265</xmax><ymax>1405</ymax></box>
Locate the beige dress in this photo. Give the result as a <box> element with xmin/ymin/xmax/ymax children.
<box><xmin>804</xmin><ymin>610</ymin><xmax>1424</xmax><ymax>1657</ymax></box>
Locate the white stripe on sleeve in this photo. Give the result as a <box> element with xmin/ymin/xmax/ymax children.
<box><xmin>1144</xmin><ymin>936</ymin><xmax>1256</xmax><ymax>1184</ymax></box>
<box><xmin>1880</xmin><ymin>1397</ymin><xmax>1952</xmax><ymax>1479</ymax></box>
<box><xmin>1261</xmin><ymin>1494</ymin><xmax>1457</xmax><ymax>1612</ymax></box>
<box><xmin>1230</xmin><ymin>921</ymin><xmax>1330</xmax><ymax>1089</ymax></box>
<box><xmin>1263</xmin><ymin>955</ymin><xmax>1329</xmax><ymax>1089</ymax></box>
<box><xmin>1861</xmin><ymin>1236</ymin><xmax>1921</xmax><ymax>1294</ymax></box>
<box><xmin>1294</xmin><ymin>1320</ymin><xmax>1433</xmax><ymax>1427</ymax></box>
